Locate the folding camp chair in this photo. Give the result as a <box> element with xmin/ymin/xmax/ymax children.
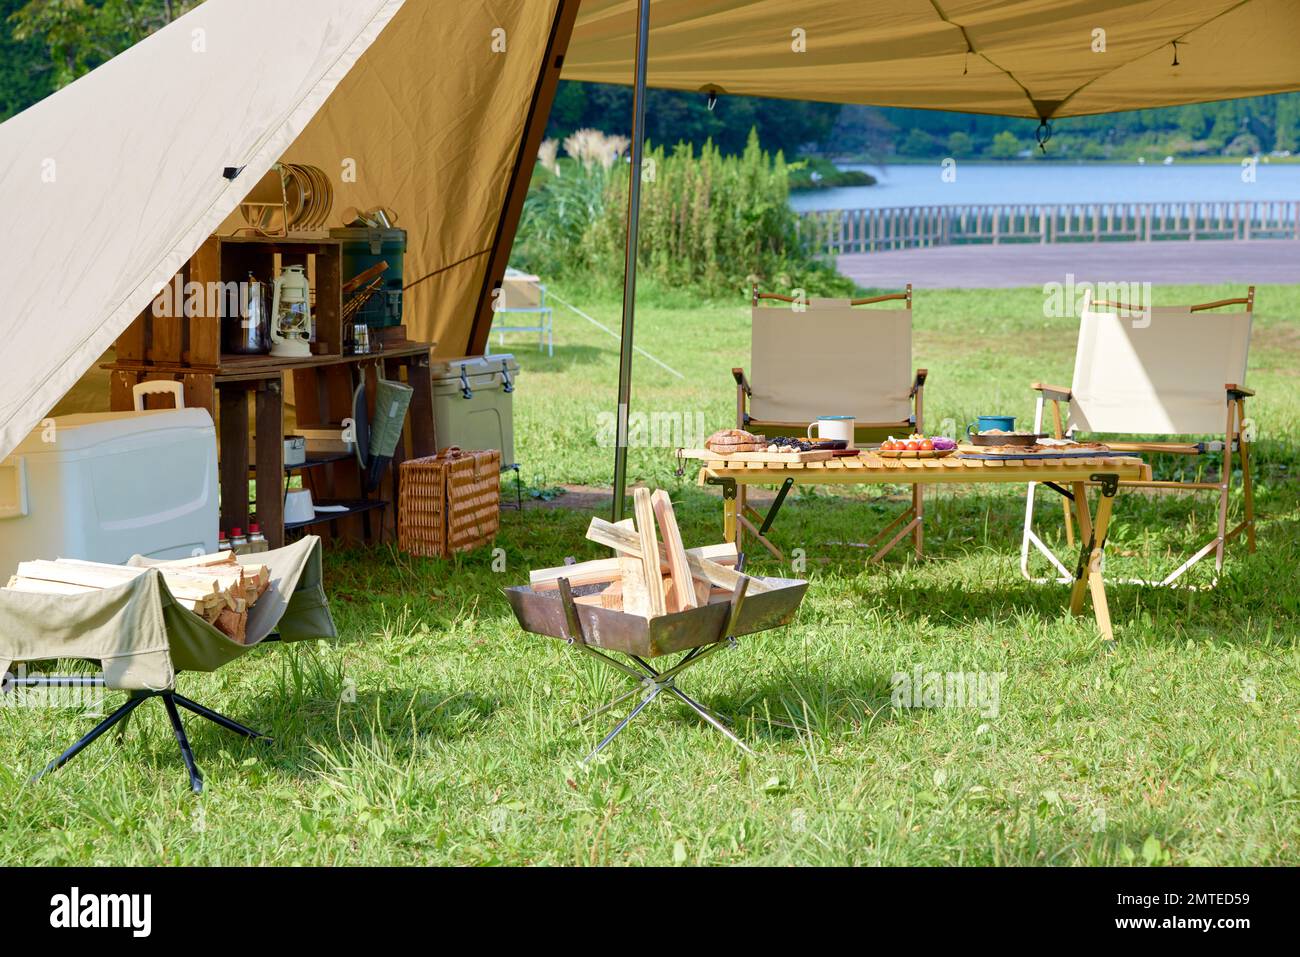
<box><xmin>488</xmin><ymin>267</ymin><xmax>554</xmax><ymax>356</ymax></box>
<box><xmin>1021</xmin><ymin>287</ymin><xmax>1256</xmax><ymax>587</ymax></box>
<box><xmin>0</xmin><ymin>536</ymin><xmax>335</xmax><ymax>793</ymax></box>
<box><xmin>731</xmin><ymin>284</ymin><xmax>927</xmax><ymax>561</ymax></box>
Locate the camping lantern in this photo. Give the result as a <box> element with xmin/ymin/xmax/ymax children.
<box><xmin>270</xmin><ymin>265</ymin><xmax>313</xmax><ymax>357</ymax></box>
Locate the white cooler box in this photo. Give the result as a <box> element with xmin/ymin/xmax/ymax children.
<box><xmin>0</xmin><ymin>409</ymin><xmax>218</xmax><ymax>575</ymax></box>
<box><xmin>430</xmin><ymin>354</ymin><xmax>520</xmax><ymax>465</ymax></box>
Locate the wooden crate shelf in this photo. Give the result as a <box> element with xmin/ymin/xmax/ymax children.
<box><xmin>104</xmin><ymin>233</ymin><xmax>434</xmax><ymax>551</ymax></box>
<box><xmin>114</xmin><ymin>235</ymin><xmax>344</xmax><ymax>373</ymax></box>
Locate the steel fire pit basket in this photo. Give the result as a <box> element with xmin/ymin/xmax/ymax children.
<box><xmin>506</xmin><ymin>572</ymin><xmax>808</xmax><ymax>762</ymax></box>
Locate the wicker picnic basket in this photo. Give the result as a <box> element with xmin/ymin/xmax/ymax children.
<box><xmin>398</xmin><ymin>447</ymin><xmax>501</xmax><ymax>558</ymax></box>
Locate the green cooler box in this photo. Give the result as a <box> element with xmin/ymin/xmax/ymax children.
<box><xmin>430</xmin><ymin>355</ymin><xmax>520</xmax><ymax>466</ymax></box>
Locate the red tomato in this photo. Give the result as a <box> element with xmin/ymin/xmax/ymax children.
<box><xmin>920</xmin><ymin>439</ymin><xmax>934</xmax><ymax>450</ymax></box>
<box><xmin>880</xmin><ymin>441</ymin><xmax>894</xmax><ymax>451</ymax></box>
<box><xmin>905</xmin><ymin>441</ymin><xmax>920</xmax><ymax>451</ymax></box>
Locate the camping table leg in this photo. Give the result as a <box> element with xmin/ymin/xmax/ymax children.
<box><xmin>1070</xmin><ymin>481</ymin><xmax>1093</xmax><ymax>544</ymax></box>
<box><xmin>708</xmin><ymin>477</ymin><xmax>738</xmax><ymax>544</ymax></box>
<box><xmin>912</xmin><ymin>482</ymin><xmax>924</xmax><ymax>559</ymax></box>
<box><xmin>735</xmin><ymin>483</ymin><xmax>746</xmax><ymax>551</ymax></box>
<box><xmin>1069</xmin><ymin>473</ymin><xmax>1118</xmax><ymax>642</ymax></box>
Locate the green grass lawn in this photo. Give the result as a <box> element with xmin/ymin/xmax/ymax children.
<box><xmin>3</xmin><ymin>283</ymin><xmax>1297</xmax><ymax>865</ymax></box>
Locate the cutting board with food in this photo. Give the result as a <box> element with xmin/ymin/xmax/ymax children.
<box><xmin>957</xmin><ymin>439</ymin><xmax>1126</xmax><ymax>460</ymax></box>
<box><xmin>684</xmin><ymin>448</ymin><xmax>836</xmax><ymax>463</ymax></box>
<box><xmin>687</xmin><ymin>429</ymin><xmax>836</xmax><ymax>463</ymax></box>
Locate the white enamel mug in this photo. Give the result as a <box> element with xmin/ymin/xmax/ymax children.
<box><xmin>807</xmin><ymin>415</ymin><xmax>855</xmax><ymax>448</ymax></box>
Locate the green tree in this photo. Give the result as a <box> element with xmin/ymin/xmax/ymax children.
<box><xmin>988</xmin><ymin>130</ymin><xmax>1021</xmax><ymax>158</ymax></box>
<box><xmin>946</xmin><ymin>130</ymin><xmax>974</xmax><ymax>157</ymax></box>
<box><xmin>543</xmin><ymin>80</ymin><xmax>840</xmax><ymax>158</ymax></box>
<box><xmin>898</xmin><ymin>128</ymin><xmax>935</xmax><ymax>157</ymax></box>
<box><xmin>7</xmin><ymin>0</ymin><xmax>202</xmax><ymax>91</ymax></box>
<box><xmin>0</xmin><ymin>0</ymin><xmax>52</xmax><ymax>118</ymax></box>
<box><xmin>1275</xmin><ymin>98</ymin><xmax>1298</xmax><ymax>152</ymax></box>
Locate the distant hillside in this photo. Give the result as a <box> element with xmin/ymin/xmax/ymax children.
<box><xmin>548</xmin><ymin>83</ymin><xmax>1300</xmax><ymax>164</ymax></box>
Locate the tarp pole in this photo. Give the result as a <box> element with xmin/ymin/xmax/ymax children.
<box><xmin>610</xmin><ymin>0</ymin><xmax>650</xmax><ymax>523</ymax></box>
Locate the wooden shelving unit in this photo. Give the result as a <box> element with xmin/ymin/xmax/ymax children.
<box><xmin>105</xmin><ymin>236</ymin><xmax>436</xmax><ymax>548</ymax></box>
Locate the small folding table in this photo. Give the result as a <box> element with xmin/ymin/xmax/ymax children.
<box><xmin>685</xmin><ymin>450</ymin><xmax>1151</xmax><ymax>642</ymax></box>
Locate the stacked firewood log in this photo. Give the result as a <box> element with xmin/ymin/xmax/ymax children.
<box><xmin>528</xmin><ymin>487</ymin><xmax>770</xmax><ymax>617</ymax></box>
<box><xmin>4</xmin><ymin>551</ymin><xmax>270</xmax><ymax>644</ymax></box>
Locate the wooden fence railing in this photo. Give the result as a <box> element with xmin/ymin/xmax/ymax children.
<box><xmin>798</xmin><ymin>200</ymin><xmax>1300</xmax><ymax>254</ymax></box>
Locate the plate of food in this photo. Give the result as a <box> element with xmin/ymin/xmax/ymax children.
<box><xmin>876</xmin><ymin>434</ymin><xmax>958</xmax><ymax>458</ymax></box>
<box><xmin>966</xmin><ymin>429</ymin><xmax>1047</xmax><ymax>447</ymax></box>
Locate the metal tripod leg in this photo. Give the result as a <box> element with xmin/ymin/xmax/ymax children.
<box><xmin>572</xmin><ymin>684</ymin><xmax>644</xmax><ymax>727</ymax></box>
<box><xmin>171</xmin><ymin>693</ymin><xmax>272</xmax><ymax>741</ymax></box>
<box><xmin>663</xmin><ymin>684</ymin><xmax>755</xmax><ymax>755</ymax></box>
<box><xmin>35</xmin><ymin>692</ymin><xmax>150</xmax><ymax>781</ymax></box>
<box><xmin>161</xmin><ymin>693</ymin><xmax>204</xmax><ymax>795</ymax></box>
<box><xmin>583</xmin><ymin>684</ymin><xmax>663</xmax><ymax>763</ymax></box>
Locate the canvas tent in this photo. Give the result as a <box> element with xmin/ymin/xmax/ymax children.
<box><xmin>0</xmin><ymin>0</ymin><xmax>571</xmax><ymax>460</ymax></box>
<box><xmin>3</xmin><ymin>0</ymin><xmax>1300</xmax><ymax>466</ymax></box>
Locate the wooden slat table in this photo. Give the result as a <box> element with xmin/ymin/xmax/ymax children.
<box><xmin>687</xmin><ymin>451</ymin><xmax>1152</xmax><ymax>641</ymax></box>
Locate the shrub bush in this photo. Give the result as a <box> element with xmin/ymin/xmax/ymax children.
<box><xmin>515</xmin><ymin>129</ymin><xmax>854</xmax><ymax>299</ymax></box>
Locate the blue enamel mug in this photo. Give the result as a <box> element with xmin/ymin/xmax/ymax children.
<box><xmin>967</xmin><ymin>415</ymin><xmax>1016</xmax><ymax>436</ymax></box>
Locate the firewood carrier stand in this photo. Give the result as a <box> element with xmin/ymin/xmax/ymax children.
<box><xmin>4</xmin><ymin>669</ymin><xmax>273</xmax><ymax>795</ymax></box>
<box><xmin>554</xmin><ymin>568</ymin><xmax>755</xmax><ymax>764</ymax></box>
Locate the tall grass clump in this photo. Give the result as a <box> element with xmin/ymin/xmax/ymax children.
<box><xmin>516</xmin><ymin>128</ymin><xmax>852</xmax><ymax>299</ymax></box>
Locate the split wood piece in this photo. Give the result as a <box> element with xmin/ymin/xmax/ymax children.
<box><xmin>632</xmin><ymin>488</ymin><xmax>666</xmax><ymax>617</ymax></box>
<box><xmin>19</xmin><ymin>560</ymin><xmax>217</xmax><ymax>601</ymax></box>
<box><xmin>617</xmin><ymin>555</ymin><xmax>651</xmax><ymax>616</ymax></box>
<box><xmin>585</xmin><ymin>517</ymin><xmax>771</xmax><ymax>594</ymax></box>
<box><xmin>651</xmin><ymin>489</ymin><xmax>696</xmax><ymax>611</ymax></box>
<box><xmin>215</xmin><ymin>608</ymin><xmax>249</xmax><ymax>644</ymax></box>
<box><xmin>5</xmin><ymin>576</ymin><xmax>98</xmax><ymax>596</ymax></box>
<box><xmin>6</xmin><ymin>571</ymin><xmax>217</xmax><ymax>620</ymax></box>
<box><xmin>70</xmin><ymin>555</ymin><xmax>269</xmax><ymax>603</ymax></box>
<box><xmin>54</xmin><ymin>558</ymin><xmax>254</xmax><ymax>613</ymax></box>
<box><xmin>573</xmin><ymin>579</ymin><xmax>624</xmax><ymax>610</ymax></box>
<box><xmin>528</xmin><ymin>543</ymin><xmax>737</xmax><ymax>589</ymax></box>
<box><xmin>15</xmin><ymin>558</ymin><xmax>265</xmax><ymax>620</ymax></box>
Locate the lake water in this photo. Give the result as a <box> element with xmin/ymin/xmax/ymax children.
<box><xmin>789</xmin><ymin>162</ymin><xmax>1300</xmax><ymax>211</ymax></box>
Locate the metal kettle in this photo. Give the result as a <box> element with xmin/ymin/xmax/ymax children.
<box><xmin>224</xmin><ymin>272</ymin><xmax>271</xmax><ymax>355</ymax></box>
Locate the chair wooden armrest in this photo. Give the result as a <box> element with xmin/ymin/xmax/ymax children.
<box><xmin>732</xmin><ymin>367</ymin><xmax>751</xmax><ymax>396</ymax></box>
<box><xmin>909</xmin><ymin>368</ymin><xmax>928</xmax><ymax>398</ymax></box>
<box><xmin>1032</xmin><ymin>382</ymin><xmax>1072</xmax><ymax>402</ymax></box>
<box><xmin>1226</xmin><ymin>383</ymin><xmax>1255</xmax><ymax>398</ymax></box>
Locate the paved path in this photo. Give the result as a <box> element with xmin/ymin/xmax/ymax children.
<box><xmin>837</xmin><ymin>239</ymin><xmax>1299</xmax><ymax>288</ymax></box>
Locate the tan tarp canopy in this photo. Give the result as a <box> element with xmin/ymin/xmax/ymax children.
<box><xmin>0</xmin><ymin>0</ymin><xmax>561</xmax><ymax>459</ymax></box>
<box><xmin>567</xmin><ymin>0</ymin><xmax>1300</xmax><ymax>118</ymax></box>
